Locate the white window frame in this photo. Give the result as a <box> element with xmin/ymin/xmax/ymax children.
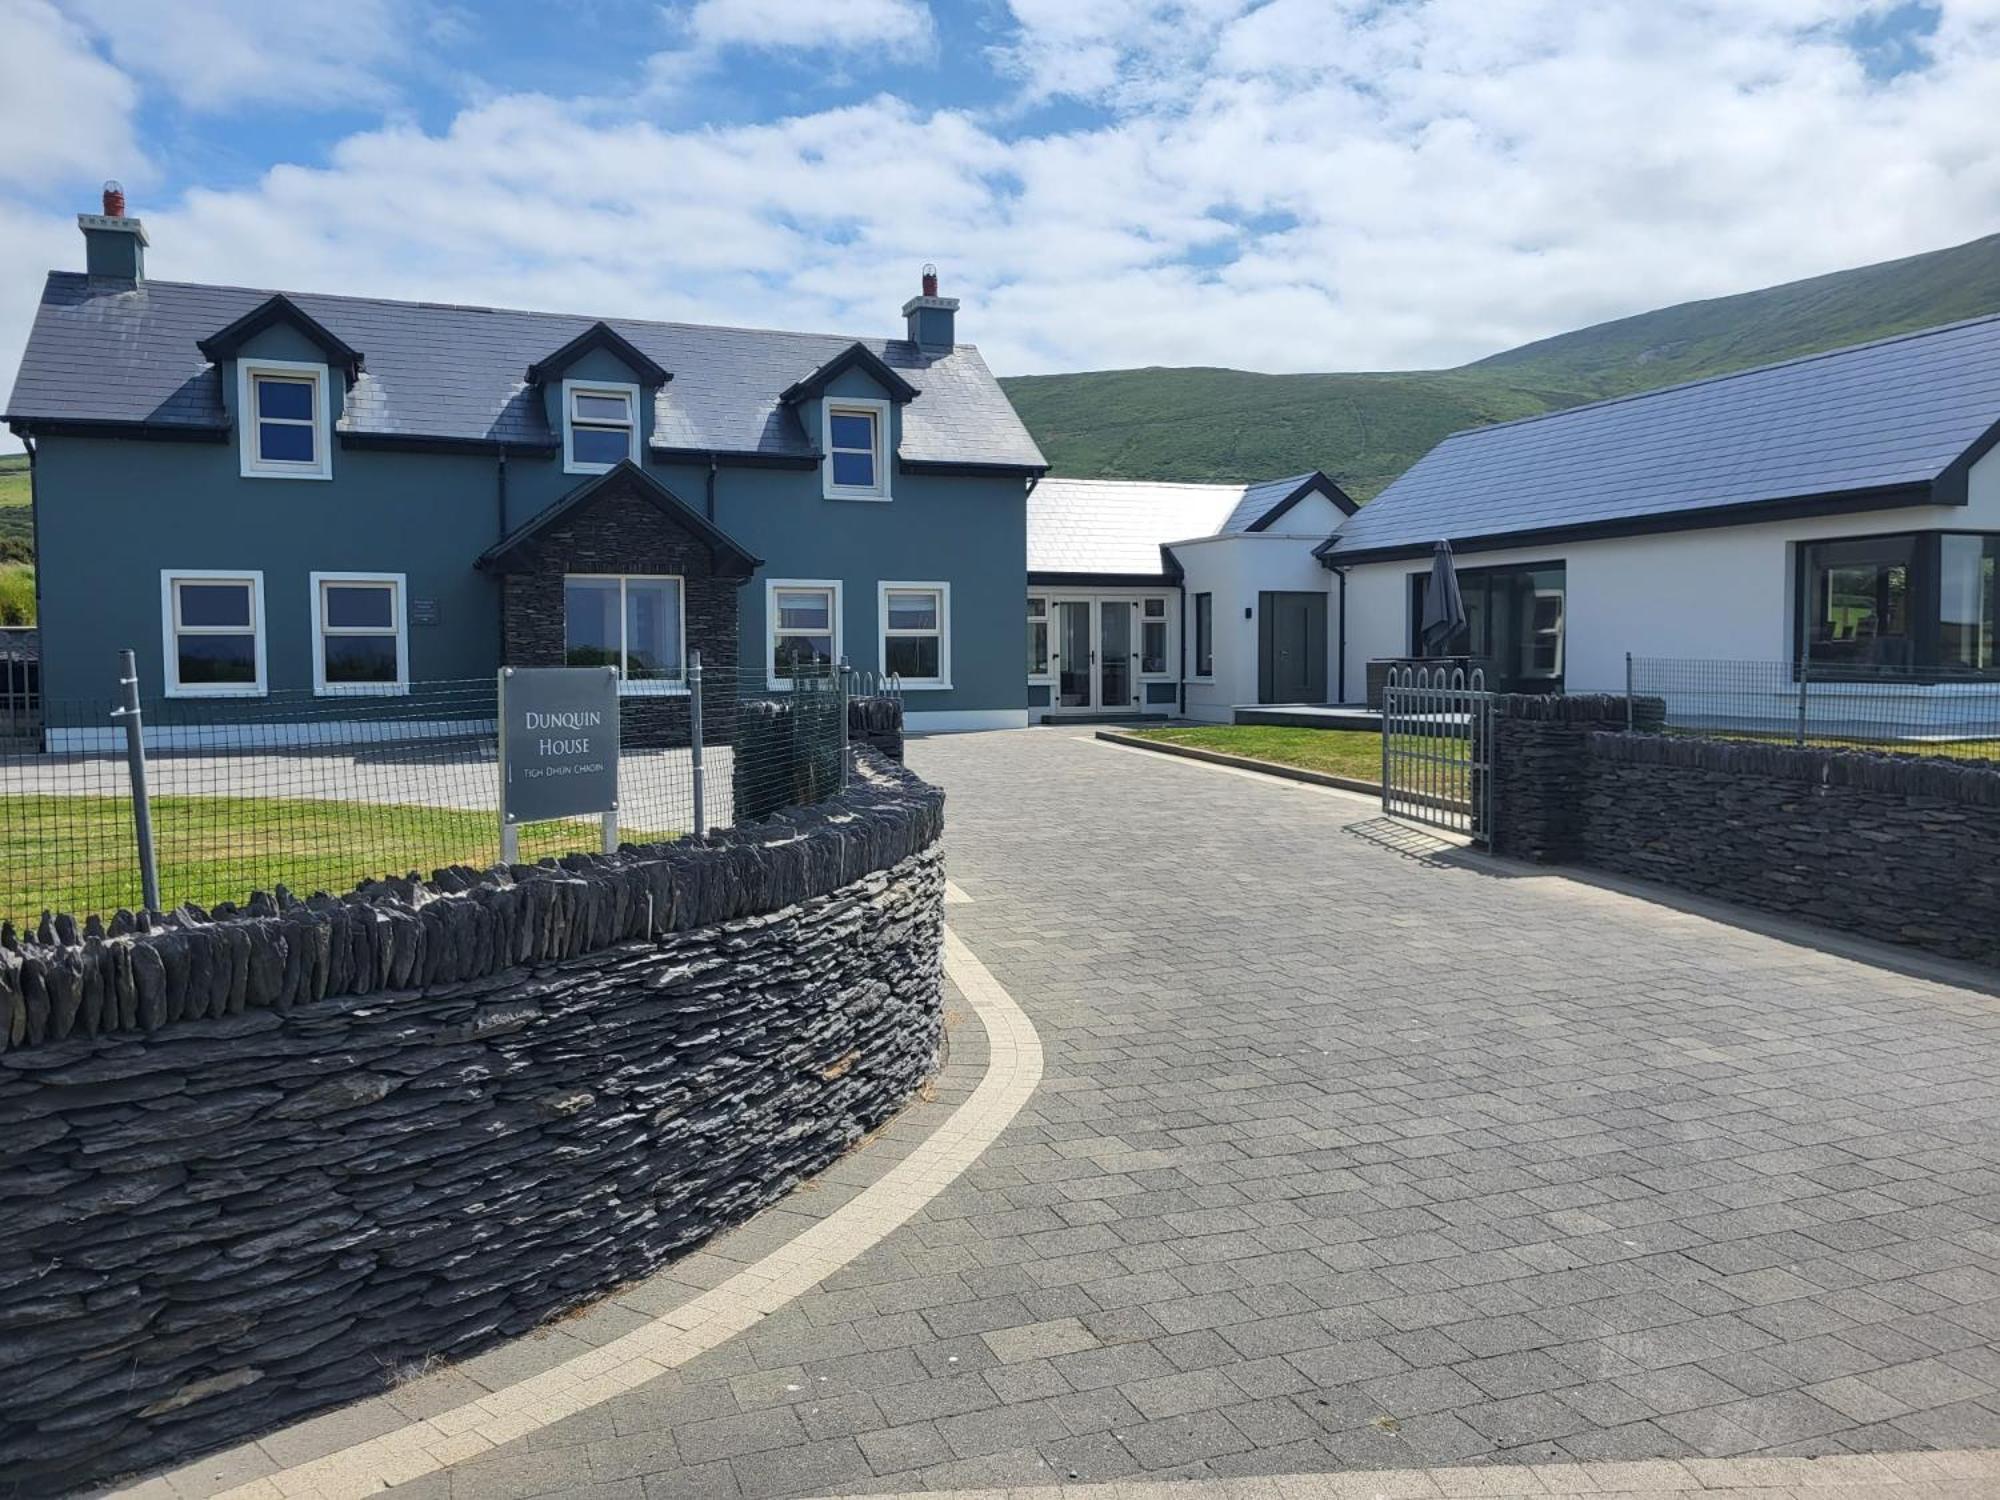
<box><xmin>310</xmin><ymin>571</ymin><xmax>409</xmax><ymax>696</ymax></box>
<box><xmin>160</xmin><ymin>569</ymin><xmax>267</xmax><ymax>698</ymax></box>
<box><xmin>1138</xmin><ymin>596</ymin><xmax>1173</xmax><ymax>680</ymax></box>
<box><xmin>562</xmin><ymin>379</ymin><xmax>642</xmax><ymax>475</ymax></box>
<box><xmin>237</xmin><ymin>359</ymin><xmax>332</xmax><ymax>481</ymax></box>
<box><xmin>1027</xmin><ymin>595</ymin><xmax>1051</xmax><ymax>683</ymax></box>
<box><xmin>878</xmin><ymin>581</ymin><xmax>951</xmax><ymax>690</ymax></box>
<box><xmin>1193</xmin><ymin>591</ymin><xmax>1215</xmax><ymax>680</ymax></box>
<box><xmin>821</xmin><ymin>398</ymin><xmax>891</xmax><ymax>502</ymax></box>
<box><xmin>767</xmin><ymin>578</ymin><xmax>843</xmax><ymax>691</ymax></box>
<box><xmin>563</xmin><ymin>573</ymin><xmax>688</xmax><ymax>695</ymax></box>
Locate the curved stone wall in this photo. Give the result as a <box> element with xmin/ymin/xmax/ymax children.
<box><xmin>0</xmin><ymin>750</ymin><xmax>945</xmax><ymax>1495</ymax></box>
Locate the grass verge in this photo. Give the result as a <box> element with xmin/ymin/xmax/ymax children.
<box><xmin>0</xmin><ymin>793</ymin><xmax>674</xmax><ymax>921</ymax></box>
<box><xmin>1125</xmin><ymin>724</ymin><xmax>1384</xmax><ymax>784</ymax></box>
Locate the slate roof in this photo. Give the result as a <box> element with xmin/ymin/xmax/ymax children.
<box><xmin>1028</xmin><ymin>472</ymin><xmax>1328</xmax><ymax>576</ymax></box>
<box><xmin>3</xmin><ymin>273</ymin><xmax>1048</xmax><ymax>471</ymax></box>
<box><xmin>1323</xmin><ymin>312</ymin><xmax>2000</xmax><ymax>561</ymax></box>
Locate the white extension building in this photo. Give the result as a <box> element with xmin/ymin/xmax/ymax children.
<box><xmin>1024</xmin><ymin>473</ymin><xmax>1355</xmax><ymax>722</ymax></box>
<box><xmin>1318</xmin><ymin>314</ymin><xmax>2000</xmax><ymax>713</ymax></box>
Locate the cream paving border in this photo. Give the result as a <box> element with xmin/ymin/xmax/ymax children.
<box><xmin>824</xmin><ymin>1448</ymin><xmax>2000</xmax><ymax>1499</ymax></box>
<box><xmin>118</xmin><ymin>926</ymin><xmax>1041</xmax><ymax>1500</ymax></box>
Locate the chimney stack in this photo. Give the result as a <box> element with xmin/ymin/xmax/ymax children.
<box><xmin>79</xmin><ymin>180</ymin><xmax>147</xmax><ymax>285</ymax></box>
<box><xmin>902</xmin><ymin>263</ymin><xmax>958</xmax><ymax>351</ymax></box>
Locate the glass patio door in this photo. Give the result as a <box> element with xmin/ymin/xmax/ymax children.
<box><xmin>1054</xmin><ymin>600</ymin><xmax>1093</xmax><ymax>709</ymax></box>
<box><xmin>1099</xmin><ymin>600</ymin><xmax>1133</xmax><ymax>711</ymax></box>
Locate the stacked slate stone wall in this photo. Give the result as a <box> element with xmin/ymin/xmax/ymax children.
<box><xmin>848</xmin><ymin>696</ymin><xmax>905</xmax><ymax>762</ymax></box>
<box><xmin>0</xmin><ymin>749</ymin><xmax>945</xmax><ymax>1495</ymax></box>
<box><xmin>1489</xmin><ymin>693</ymin><xmax>1662</xmax><ymax>862</ymax></box>
<box><xmin>1577</xmin><ymin>734</ymin><xmax>2000</xmax><ymax>964</ymax></box>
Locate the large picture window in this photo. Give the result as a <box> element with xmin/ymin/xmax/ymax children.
<box><xmin>564</xmin><ymin>574</ymin><xmax>683</xmax><ymax>690</ymax></box>
<box><xmin>1411</xmin><ymin>561</ymin><xmax>1566</xmax><ymax>694</ymax></box>
<box><xmin>1798</xmin><ymin>532</ymin><xmax>2000</xmax><ymax>677</ymax></box>
<box><xmin>879</xmin><ymin>582</ymin><xmax>949</xmax><ymax>688</ymax></box>
<box><xmin>768</xmin><ymin>580</ymin><xmax>841</xmax><ymax>687</ymax></box>
<box><xmin>162</xmin><ymin>571</ymin><xmax>266</xmax><ymax>696</ymax></box>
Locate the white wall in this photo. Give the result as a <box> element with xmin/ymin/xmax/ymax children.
<box><xmin>1337</xmin><ymin>445</ymin><xmax>2000</xmax><ymax>694</ymax></box>
<box><xmin>1176</xmin><ymin>532</ymin><xmax>1337</xmax><ymax>722</ymax></box>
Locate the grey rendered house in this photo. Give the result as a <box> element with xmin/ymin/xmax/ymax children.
<box><xmin>3</xmin><ymin>197</ymin><xmax>1047</xmax><ymax>735</ymax></box>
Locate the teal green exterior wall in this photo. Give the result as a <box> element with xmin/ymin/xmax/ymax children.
<box><xmin>32</xmin><ymin>333</ymin><xmax>1029</xmax><ymax>723</ymax></box>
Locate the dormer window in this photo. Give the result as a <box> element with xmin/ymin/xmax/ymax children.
<box><xmin>823</xmin><ymin>399</ymin><xmax>890</xmax><ymax>501</ymax></box>
<box><xmin>237</xmin><ymin>359</ymin><xmax>331</xmax><ymax>480</ymax></box>
<box><xmin>564</xmin><ymin>380</ymin><xmax>640</xmax><ymax>473</ymax></box>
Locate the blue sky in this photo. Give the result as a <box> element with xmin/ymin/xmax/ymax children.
<box><xmin>2</xmin><ymin>0</ymin><xmax>1996</xmax><ymax>460</ymax></box>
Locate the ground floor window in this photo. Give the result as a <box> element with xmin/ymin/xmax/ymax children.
<box><xmin>1194</xmin><ymin>593</ymin><xmax>1214</xmax><ymax>677</ymax></box>
<box><xmin>564</xmin><ymin>574</ymin><xmax>684</xmax><ymax>690</ymax></box>
<box><xmin>1411</xmin><ymin>560</ymin><xmax>1565</xmax><ymax>693</ymax></box>
<box><xmin>880</xmin><ymin>582</ymin><xmax>949</xmax><ymax>687</ymax></box>
<box><xmin>767</xmin><ymin>579</ymin><xmax>840</xmax><ymax>687</ymax></box>
<box><xmin>1027</xmin><ymin>596</ymin><xmax>1049</xmax><ymax>678</ymax></box>
<box><xmin>1798</xmin><ymin>531</ymin><xmax>2000</xmax><ymax>676</ymax></box>
<box><xmin>161</xmin><ymin>571</ymin><xmax>266</xmax><ymax>696</ymax></box>
<box><xmin>312</xmin><ymin>573</ymin><xmax>407</xmax><ymax>693</ymax></box>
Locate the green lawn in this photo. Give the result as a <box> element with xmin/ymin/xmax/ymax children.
<box><xmin>1127</xmin><ymin>725</ymin><xmax>1384</xmax><ymax>784</ymax></box>
<box><xmin>0</xmin><ymin>793</ymin><xmax>675</xmax><ymax>921</ymax></box>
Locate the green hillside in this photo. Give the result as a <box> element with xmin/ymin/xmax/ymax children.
<box><xmin>1002</xmin><ymin>231</ymin><xmax>2000</xmax><ymax>499</ymax></box>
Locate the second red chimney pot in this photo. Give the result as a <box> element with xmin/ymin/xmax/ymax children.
<box><xmin>921</xmin><ymin>263</ymin><xmax>938</xmax><ymax>298</ymax></box>
<box><xmin>102</xmin><ymin>181</ymin><xmax>126</xmax><ymax>217</ymax></box>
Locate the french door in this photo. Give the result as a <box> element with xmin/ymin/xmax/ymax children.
<box><xmin>1049</xmin><ymin>597</ymin><xmax>1142</xmax><ymax>713</ymax></box>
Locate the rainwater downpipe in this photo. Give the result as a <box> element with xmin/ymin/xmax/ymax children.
<box><xmin>706</xmin><ymin>454</ymin><xmax>719</xmax><ymax>522</ymax></box>
<box><xmin>1332</xmin><ymin>564</ymin><xmax>1348</xmax><ymax>704</ymax></box>
<box><xmin>495</xmin><ymin>449</ymin><xmax>509</xmax><ymax>662</ymax></box>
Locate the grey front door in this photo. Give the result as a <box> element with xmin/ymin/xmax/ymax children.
<box><xmin>1259</xmin><ymin>591</ymin><xmax>1328</xmax><ymax>703</ymax></box>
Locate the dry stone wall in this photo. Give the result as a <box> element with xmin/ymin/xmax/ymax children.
<box><xmin>0</xmin><ymin>749</ymin><xmax>945</xmax><ymax>1495</ymax></box>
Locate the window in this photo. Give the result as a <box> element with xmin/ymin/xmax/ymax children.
<box><xmin>879</xmin><ymin>583</ymin><xmax>949</xmax><ymax>687</ymax></box>
<box><xmin>237</xmin><ymin>360</ymin><xmax>330</xmax><ymax>480</ymax></box>
<box><xmin>161</xmin><ymin>571</ymin><xmax>265</xmax><ymax>696</ymax></box>
<box><xmin>1194</xmin><ymin>593</ymin><xmax>1214</xmax><ymax>677</ymax></box>
<box><xmin>564</xmin><ymin>574</ymin><xmax>684</xmax><ymax>690</ymax></box>
<box><xmin>1140</xmin><ymin>597</ymin><xmax>1169</xmax><ymax>676</ymax></box>
<box><xmin>312</xmin><ymin>573</ymin><xmax>407</xmax><ymax>694</ymax></box>
<box><xmin>1026</xmin><ymin>596</ymin><xmax>1049</xmax><ymax>679</ymax></box>
<box><xmin>822</xmin><ymin>399</ymin><xmax>890</xmax><ymax>500</ymax></box>
<box><xmin>768</xmin><ymin>580</ymin><xmax>841</xmax><ymax>688</ymax></box>
<box><xmin>1411</xmin><ymin>561</ymin><xmax>1566</xmax><ymax>693</ymax></box>
<box><xmin>562</xmin><ymin>381</ymin><xmax>640</xmax><ymax>473</ymax></box>
<box><xmin>1797</xmin><ymin>532</ymin><xmax>2000</xmax><ymax>677</ymax></box>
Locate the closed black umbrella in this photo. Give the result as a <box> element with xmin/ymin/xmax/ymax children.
<box><xmin>1420</xmin><ymin>539</ymin><xmax>1468</xmax><ymax>654</ymax></box>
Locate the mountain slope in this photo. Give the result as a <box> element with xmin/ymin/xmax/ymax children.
<box><xmin>1001</xmin><ymin>231</ymin><xmax>2000</xmax><ymax>500</ymax></box>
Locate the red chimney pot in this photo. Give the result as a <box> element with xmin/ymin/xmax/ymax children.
<box><xmin>102</xmin><ymin>181</ymin><xmax>126</xmax><ymax>217</ymax></box>
<box><xmin>921</xmin><ymin>263</ymin><xmax>938</xmax><ymax>298</ymax></box>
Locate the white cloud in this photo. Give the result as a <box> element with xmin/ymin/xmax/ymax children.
<box><xmin>669</xmin><ymin>0</ymin><xmax>935</xmax><ymax>62</ymax></box>
<box><xmin>0</xmin><ymin>0</ymin><xmax>142</xmax><ymax>186</ymax></box>
<box><xmin>61</xmin><ymin>0</ymin><xmax>413</xmax><ymax>111</ymax></box>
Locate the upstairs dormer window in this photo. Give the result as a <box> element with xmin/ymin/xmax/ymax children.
<box><xmin>238</xmin><ymin>359</ymin><xmax>331</xmax><ymax>480</ymax></box>
<box><xmin>564</xmin><ymin>380</ymin><xmax>640</xmax><ymax>473</ymax></box>
<box><xmin>823</xmin><ymin>398</ymin><xmax>890</xmax><ymax>501</ymax></box>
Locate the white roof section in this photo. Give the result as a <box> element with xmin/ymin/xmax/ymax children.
<box><xmin>1029</xmin><ymin>473</ymin><xmax>1331</xmax><ymax>577</ymax></box>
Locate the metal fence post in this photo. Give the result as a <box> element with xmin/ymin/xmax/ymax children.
<box><xmin>687</xmin><ymin>650</ymin><xmax>706</xmax><ymax>839</ymax></box>
<box><xmin>838</xmin><ymin>655</ymin><xmax>851</xmax><ymax>791</ymax></box>
<box><xmin>602</xmin><ymin>664</ymin><xmax>621</xmax><ymax>856</ymax></box>
<box><xmin>498</xmin><ymin>667</ymin><xmax>519</xmax><ymax>864</ymax></box>
<box><xmin>1796</xmin><ymin>656</ymin><xmax>1810</xmax><ymax>748</ymax></box>
<box><xmin>111</xmin><ymin>648</ymin><xmax>161</xmax><ymax>912</ymax></box>
<box><xmin>1625</xmin><ymin>652</ymin><xmax>1635</xmax><ymax>733</ymax></box>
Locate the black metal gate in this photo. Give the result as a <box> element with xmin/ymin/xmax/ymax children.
<box><xmin>1381</xmin><ymin>664</ymin><xmax>1492</xmax><ymax>842</ymax></box>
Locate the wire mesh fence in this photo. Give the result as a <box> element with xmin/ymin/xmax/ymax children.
<box><xmin>1629</xmin><ymin>656</ymin><xmax>2000</xmax><ymax>760</ymax></box>
<box><xmin>0</xmin><ymin>656</ymin><xmax>868</xmax><ymax>927</ymax></box>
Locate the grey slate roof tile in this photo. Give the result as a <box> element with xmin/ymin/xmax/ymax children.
<box><xmin>3</xmin><ymin>273</ymin><xmax>1046</xmax><ymax>471</ymax></box>
<box><xmin>1028</xmin><ymin>473</ymin><xmax>1320</xmax><ymax>576</ymax></box>
<box><xmin>1325</xmin><ymin>313</ymin><xmax>2000</xmax><ymax>557</ymax></box>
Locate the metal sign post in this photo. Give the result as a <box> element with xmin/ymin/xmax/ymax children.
<box><xmin>496</xmin><ymin>666</ymin><xmax>621</xmax><ymax>864</ymax></box>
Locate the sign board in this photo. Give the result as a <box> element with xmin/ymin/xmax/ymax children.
<box><xmin>410</xmin><ymin>597</ymin><xmax>441</xmax><ymax>627</ymax></box>
<box><xmin>497</xmin><ymin>666</ymin><xmax>620</xmax><ymax>826</ymax></box>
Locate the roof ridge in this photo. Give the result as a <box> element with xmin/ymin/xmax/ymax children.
<box><xmin>1437</xmin><ymin>309</ymin><xmax>2000</xmax><ymax>446</ymax></box>
<box><xmin>1037</xmin><ymin>475</ymin><xmax>1248</xmax><ymax>492</ymax></box>
<box><xmin>47</xmin><ymin>271</ymin><xmax>972</xmax><ymax>356</ymax></box>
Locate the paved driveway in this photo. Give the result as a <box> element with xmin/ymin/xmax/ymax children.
<box><xmin>422</xmin><ymin>726</ymin><xmax>2000</xmax><ymax>1497</ymax></box>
